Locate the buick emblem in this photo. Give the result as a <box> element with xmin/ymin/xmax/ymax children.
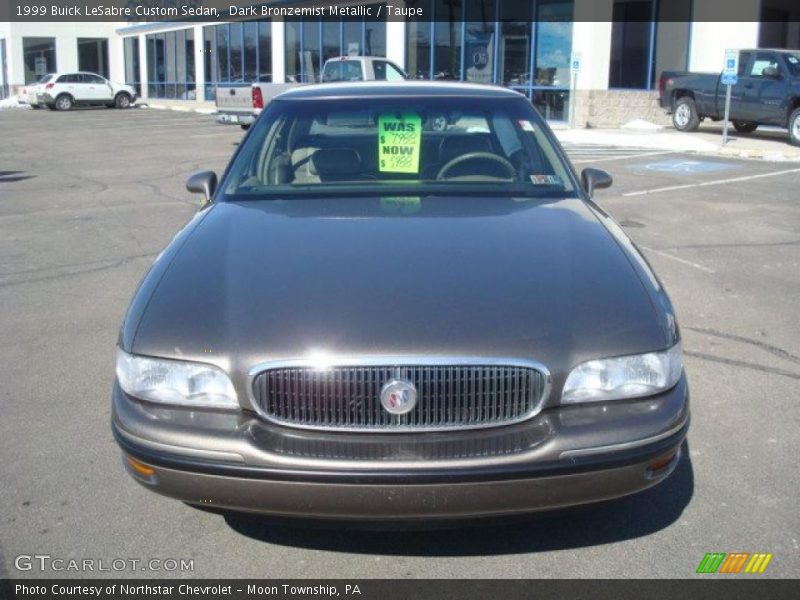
<box><xmin>380</xmin><ymin>379</ymin><xmax>417</xmax><ymax>415</ymax></box>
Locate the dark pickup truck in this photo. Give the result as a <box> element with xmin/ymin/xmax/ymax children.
<box><xmin>658</xmin><ymin>49</ymin><xmax>800</xmax><ymax>145</ymax></box>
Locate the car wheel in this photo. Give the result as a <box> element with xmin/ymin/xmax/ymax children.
<box><xmin>732</xmin><ymin>120</ymin><xmax>758</xmax><ymax>133</ymax></box>
<box><xmin>115</xmin><ymin>93</ymin><xmax>132</xmax><ymax>109</ymax></box>
<box><xmin>55</xmin><ymin>94</ymin><xmax>73</xmax><ymax>111</ymax></box>
<box><xmin>789</xmin><ymin>108</ymin><xmax>800</xmax><ymax>147</ymax></box>
<box><xmin>672</xmin><ymin>97</ymin><xmax>700</xmax><ymax>132</ymax></box>
<box><xmin>240</xmin><ymin>124</ymin><xmax>251</xmax><ymax>131</ymax></box>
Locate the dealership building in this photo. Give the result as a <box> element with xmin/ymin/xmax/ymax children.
<box><xmin>1</xmin><ymin>0</ymin><xmax>798</xmax><ymax>126</ymax></box>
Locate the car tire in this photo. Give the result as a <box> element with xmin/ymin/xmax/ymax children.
<box><xmin>732</xmin><ymin>120</ymin><xmax>758</xmax><ymax>133</ymax></box>
<box><xmin>114</xmin><ymin>93</ymin><xmax>132</xmax><ymax>109</ymax></box>
<box><xmin>789</xmin><ymin>108</ymin><xmax>800</xmax><ymax>147</ymax></box>
<box><xmin>240</xmin><ymin>124</ymin><xmax>251</xmax><ymax>131</ymax></box>
<box><xmin>55</xmin><ymin>94</ymin><xmax>73</xmax><ymax>111</ymax></box>
<box><xmin>672</xmin><ymin>97</ymin><xmax>700</xmax><ymax>132</ymax></box>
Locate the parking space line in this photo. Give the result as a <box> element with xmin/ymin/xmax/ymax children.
<box><xmin>641</xmin><ymin>246</ymin><xmax>715</xmax><ymax>273</ymax></box>
<box><xmin>624</xmin><ymin>167</ymin><xmax>800</xmax><ymax>197</ymax></box>
<box><xmin>572</xmin><ymin>150</ymin><xmax>676</xmax><ymax>164</ymax></box>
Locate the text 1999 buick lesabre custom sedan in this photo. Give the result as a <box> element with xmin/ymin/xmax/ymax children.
<box><xmin>112</xmin><ymin>82</ymin><xmax>688</xmax><ymax>520</ymax></box>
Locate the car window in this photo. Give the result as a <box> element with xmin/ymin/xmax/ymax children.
<box><xmin>737</xmin><ymin>52</ymin><xmax>752</xmax><ymax>77</ymax></box>
<box><xmin>38</xmin><ymin>74</ymin><xmax>54</xmax><ymax>84</ymax></box>
<box><xmin>373</xmin><ymin>61</ymin><xmax>405</xmax><ymax>81</ymax></box>
<box><xmin>221</xmin><ymin>96</ymin><xmax>575</xmax><ymax>200</ymax></box>
<box><xmin>321</xmin><ymin>62</ymin><xmax>342</xmax><ymax>83</ymax></box>
<box><xmin>86</xmin><ymin>74</ymin><xmax>106</xmax><ymax>84</ymax></box>
<box><xmin>749</xmin><ymin>53</ymin><xmax>780</xmax><ymax>77</ymax></box>
<box><xmin>785</xmin><ymin>54</ymin><xmax>800</xmax><ymax>77</ymax></box>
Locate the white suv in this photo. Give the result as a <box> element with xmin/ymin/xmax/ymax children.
<box><xmin>41</xmin><ymin>72</ymin><xmax>137</xmax><ymax>111</ymax></box>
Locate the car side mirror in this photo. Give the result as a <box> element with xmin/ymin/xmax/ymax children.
<box><xmin>581</xmin><ymin>168</ymin><xmax>613</xmax><ymax>198</ymax></box>
<box><xmin>186</xmin><ymin>171</ymin><xmax>217</xmax><ymax>204</ymax></box>
<box><xmin>762</xmin><ymin>66</ymin><xmax>781</xmax><ymax>79</ymax></box>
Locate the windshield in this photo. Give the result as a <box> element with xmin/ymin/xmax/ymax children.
<box><xmin>785</xmin><ymin>53</ymin><xmax>800</xmax><ymax>77</ymax></box>
<box><xmin>221</xmin><ymin>95</ymin><xmax>576</xmax><ymax>200</ymax></box>
<box><xmin>38</xmin><ymin>74</ymin><xmax>54</xmax><ymax>83</ymax></box>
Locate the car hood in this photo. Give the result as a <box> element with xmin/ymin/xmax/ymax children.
<box><xmin>128</xmin><ymin>196</ymin><xmax>667</xmax><ymax>390</ymax></box>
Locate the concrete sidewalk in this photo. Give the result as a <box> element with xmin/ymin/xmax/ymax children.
<box><xmin>554</xmin><ymin>122</ymin><xmax>800</xmax><ymax>162</ymax></box>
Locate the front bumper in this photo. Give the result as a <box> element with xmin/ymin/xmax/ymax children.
<box><xmin>112</xmin><ymin>376</ymin><xmax>689</xmax><ymax>519</ymax></box>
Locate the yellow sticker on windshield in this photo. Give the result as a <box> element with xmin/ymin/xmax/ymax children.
<box><xmin>378</xmin><ymin>113</ymin><xmax>422</xmax><ymax>174</ymax></box>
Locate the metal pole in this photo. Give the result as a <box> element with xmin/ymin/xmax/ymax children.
<box><xmin>722</xmin><ymin>83</ymin><xmax>732</xmax><ymax>145</ymax></box>
<box><xmin>569</xmin><ymin>71</ymin><xmax>577</xmax><ymax>128</ymax></box>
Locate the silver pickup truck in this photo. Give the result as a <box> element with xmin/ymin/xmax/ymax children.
<box><xmin>215</xmin><ymin>56</ymin><xmax>406</xmax><ymax>129</ymax></box>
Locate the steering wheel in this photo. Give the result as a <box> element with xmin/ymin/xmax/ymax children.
<box><xmin>436</xmin><ymin>152</ymin><xmax>516</xmax><ymax>181</ymax></box>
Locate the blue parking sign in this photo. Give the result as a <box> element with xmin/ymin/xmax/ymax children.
<box><xmin>721</xmin><ymin>73</ymin><xmax>738</xmax><ymax>86</ymax></box>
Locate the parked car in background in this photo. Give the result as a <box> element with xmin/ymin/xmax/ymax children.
<box><xmin>215</xmin><ymin>57</ymin><xmax>406</xmax><ymax>129</ymax></box>
<box><xmin>658</xmin><ymin>49</ymin><xmax>800</xmax><ymax>145</ymax></box>
<box><xmin>41</xmin><ymin>72</ymin><xmax>137</xmax><ymax>111</ymax></box>
<box><xmin>113</xmin><ymin>82</ymin><xmax>688</xmax><ymax>520</ymax></box>
<box><xmin>20</xmin><ymin>74</ymin><xmax>55</xmax><ymax>109</ymax></box>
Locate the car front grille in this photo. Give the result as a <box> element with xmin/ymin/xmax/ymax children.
<box><xmin>251</xmin><ymin>361</ymin><xmax>548</xmax><ymax>432</ymax></box>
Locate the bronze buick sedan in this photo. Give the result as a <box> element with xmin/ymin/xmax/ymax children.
<box><xmin>112</xmin><ymin>82</ymin><xmax>688</xmax><ymax>520</ymax></box>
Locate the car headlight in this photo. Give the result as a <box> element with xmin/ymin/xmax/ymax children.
<box><xmin>116</xmin><ymin>348</ymin><xmax>238</xmax><ymax>409</ymax></box>
<box><xmin>562</xmin><ymin>343</ymin><xmax>683</xmax><ymax>404</ymax></box>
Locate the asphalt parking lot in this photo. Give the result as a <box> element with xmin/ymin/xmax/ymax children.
<box><xmin>0</xmin><ymin>107</ymin><xmax>798</xmax><ymax>579</ymax></box>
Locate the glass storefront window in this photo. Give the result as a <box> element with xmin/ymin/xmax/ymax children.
<box><xmin>22</xmin><ymin>37</ymin><xmax>57</xmax><ymax>85</ymax></box>
<box><xmin>464</xmin><ymin>0</ymin><xmax>497</xmax><ymax>84</ymax></box>
<box><xmin>343</xmin><ymin>20</ymin><xmax>362</xmax><ymax>56</ymax></box>
<box><xmin>499</xmin><ymin>1</ymin><xmax>532</xmax><ymax>88</ymax></box>
<box><xmin>433</xmin><ymin>0</ymin><xmax>462</xmax><ymax>80</ymax></box>
<box><xmin>609</xmin><ymin>0</ymin><xmax>691</xmax><ymax>90</ymax></box>
<box><xmin>303</xmin><ymin>21</ymin><xmax>322</xmax><ymax>82</ymax></box>
<box><xmin>147</xmin><ymin>30</ymin><xmax>195</xmax><ymax>99</ymax></box>
<box><xmin>365</xmin><ymin>6</ymin><xmax>387</xmax><ymax>56</ymax></box>
<box><xmin>534</xmin><ymin>0</ymin><xmax>573</xmax><ymax>88</ymax></box>
<box><xmin>257</xmin><ymin>22</ymin><xmax>272</xmax><ymax>82</ymax></box>
<box><xmin>284</xmin><ymin>9</ymin><xmax>387</xmax><ymax>83</ymax></box>
<box><xmin>77</xmin><ymin>38</ymin><xmax>109</xmax><ymax>78</ymax></box>
<box><xmin>244</xmin><ymin>22</ymin><xmax>258</xmax><ymax>81</ymax></box>
<box><xmin>323</xmin><ymin>21</ymin><xmax>341</xmax><ymax>62</ymax></box>
<box><xmin>285</xmin><ymin>20</ymin><xmax>301</xmax><ymax>83</ymax></box>
<box><xmin>123</xmin><ymin>37</ymin><xmax>141</xmax><ymax>95</ymax></box>
<box><xmin>406</xmin><ymin>20</ymin><xmax>432</xmax><ymax>79</ymax></box>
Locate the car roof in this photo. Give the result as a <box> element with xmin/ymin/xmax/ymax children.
<box><xmin>275</xmin><ymin>81</ymin><xmax>525</xmax><ymax>100</ymax></box>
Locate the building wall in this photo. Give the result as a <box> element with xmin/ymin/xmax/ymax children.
<box><xmin>3</xmin><ymin>22</ymin><xmax>123</xmax><ymax>94</ymax></box>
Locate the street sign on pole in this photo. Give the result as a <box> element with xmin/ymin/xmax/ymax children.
<box><xmin>722</xmin><ymin>49</ymin><xmax>739</xmax><ymax>145</ymax></box>
<box><xmin>569</xmin><ymin>52</ymin><xmax>581</xmax><ymax>128</ymax></box>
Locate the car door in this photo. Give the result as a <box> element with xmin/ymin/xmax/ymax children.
<box><xmin>738</xmin><ymin>52</ymin><xmax>786</xmax><ymax>124</ymax></box>
<box><xmin>84</xmin><ymin>74</ymin><xmax>113</xmax><ymax>102</ymax></box>
<box><xmin>56</xmin><ymin>73</ymin><xmax>82</xmax><ymax>100</ymax></box>
<box><xmin>372</xmin><ymin>60</ymin><xmax>407</xmax><ymax>81</ymax></box>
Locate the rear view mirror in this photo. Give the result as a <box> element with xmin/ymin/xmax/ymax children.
<box><xmin>581</xmin><ymin>168</ymin><xmax>613</xmax><ymax>198</ymax></box>
<box><xmin>186</xmin><ymin>171</ymin><xmax>217</xmax><ymax>204</ymax></box>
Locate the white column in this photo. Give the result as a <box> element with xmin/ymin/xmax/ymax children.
<box><xmin>271</xmin><ymin>20</ymin><xmax>285</xmax><ymax>84</ymax></box>
<box><xmin>137</xmin><ymin>33</ymin><xmax>147</xmax><ymax>99</ymax></box>
<box><xmin>386</xmin><ymin>19</ymin><xmax>405</xmax><ymax>68</ymax></box>
<box><xmin>108</xmin><ymin>32</ymin><xmax>125</xmax><ymax>83</ymax></box>
<box><xmin>571</xmin><ymin>21</ymin><xmax>613</xmax><ymax>91</ymax></box>
<box><xmin>688</xmin><ymin>22</ymin><xmax>760</xmax><ymax>72</ymax></box>
<box><xmin>193</xmin><ymin>24</ymin><xmax>205</xmax><ymax>104</ymax></box>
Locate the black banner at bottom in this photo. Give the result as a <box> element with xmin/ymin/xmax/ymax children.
<box><xmin>1</xmin><ymin>579</ymin><xmax>799</xmax><ymax>600</ymax></box>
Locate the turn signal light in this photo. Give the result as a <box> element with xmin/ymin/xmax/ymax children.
<box><xmin>126</xmin><ymin>455</ymin><xmax>156</xmax><ymax>477</ymax></box>
<box><xmin>647</xmin><ymin>453</ymin><xmax>677</xmax><ymax>474</ymax></box>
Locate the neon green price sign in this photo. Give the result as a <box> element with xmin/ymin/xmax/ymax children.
<box><xmin>378</xmin><ymin>113</ymin><xmax>421</xmax><ymax>174</ymax></box>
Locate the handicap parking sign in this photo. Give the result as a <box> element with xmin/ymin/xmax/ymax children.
<box><xmin>722</xmin><ymin>73</ymin><xmax>738</xmax><ymax>86</ymax></box>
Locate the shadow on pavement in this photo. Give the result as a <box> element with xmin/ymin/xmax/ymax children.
<box><xmin>218</xmin><ymin>442</ymin><xmax>694</xmax><ymax>556</ymax></box>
